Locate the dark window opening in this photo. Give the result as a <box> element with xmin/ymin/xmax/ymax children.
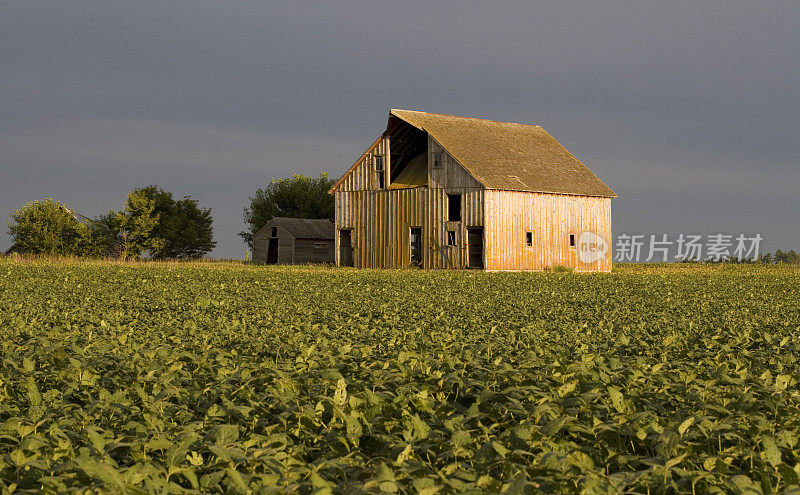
<box><xmin>270</xmin><ymin>227</ymin><xmax>277</xmax><ymax>237</ymax></box>
<box><xmin>447</xmin><ymin>230</ymin><xmax>457</xmax><ymax>246</ymax></box>
<box><xmin>569</xmin><ymin>234</ymin><xmax>576</xmax><ymax>247</ymax></box>
<box><xmin>526</xmin><ymin>232</ymin><xmax>533</xmax><ymax>246</ymax></box>
<box><xmin>410</xmin><ymin>227</ymin><xmax>422</xmax><ymax>266</ymax></box>
<box><xmin>448</xmin><ymin>194</ymin><xmax>462</xmax><ymax>221</ymax></box>
<box><xmin>433</xmin><ymin>152</ymin><xmax>442</xmax><ymax>168</ymax></box>
<box><xmin>375</xmin><ymin>155</ymin><xmax>385</xmax><ymax>189</ymax></box>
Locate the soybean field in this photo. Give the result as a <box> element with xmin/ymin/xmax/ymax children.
<box><xmin>1</xmin><ymin>260</ymin><xmax>799</xmax><ymax>493</ymax></box>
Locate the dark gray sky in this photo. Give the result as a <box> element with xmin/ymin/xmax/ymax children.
<box><xmin>2</xmin><ymin>1</ymin><xmax>798</xmax><ymax>258</ymax></box>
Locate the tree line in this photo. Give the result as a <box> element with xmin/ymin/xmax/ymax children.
<box><xmin>6</xmin><ymin>186</ymin><xmax>215</xmax><ymax>259</ymax></box>
<box><xmin>13</xmin><ymin>171</ymin><xmax>795</xmax><ymax>263</ymax></box>
<box><xmin>5</xmin><ymin>173</ymin><xmax>336</xmax><ymax>260</ymax></box>
<box><xmin>760</xmin><ymin>251</ymin><xmax>800</xmax><ymax>264</ymax></box>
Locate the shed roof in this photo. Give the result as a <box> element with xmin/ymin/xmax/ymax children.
<box><xmin>390</xmin><ymin>109</ymin><xmax>616</xmax><ymax>197</ymax></box>
<box><xmin>258</xmin><ymin>217</ymin><xmax>335</xmax><ymax>240</ymax></box>
<box><xmin>54</xmin><ymin>204</ymin><xmax>92</xmax><ymax>224</ymax></box>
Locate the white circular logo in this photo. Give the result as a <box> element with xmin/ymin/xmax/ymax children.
<box><xmin>578</xmin><ymin>231</ymin><xmax>608</xmax><ymax>264</ymax></box>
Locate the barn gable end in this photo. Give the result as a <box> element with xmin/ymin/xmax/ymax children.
<box><xmin>331</xmin><ymin>109</ymin><xmax>615</xmax><ymax>271</ymax></box>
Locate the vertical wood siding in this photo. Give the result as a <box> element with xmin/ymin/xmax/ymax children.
<box><xmin>333</xmin><ymin>133</ymin><xmax>611</xmax><ymax>272</ymax></box>
<box><xmin>334</xmin><ymin>135</ymin><xmax>486</xmax><ymax>269</ymax></box>
<box><xmin>338</xmin><ymin>135</ymin><xmax>390</xmax><ymax>192</ymax></box>
<box><xmin>335</xmin><ymin>188</ymin><xmax>426</xmax><ymax>268</ymax></box>
<box><xmin>425</xmin><ymin>136</ymin><xmax>484</xmax><ymax>269</ymax></box>
<box><xmin>252</xmin><ymin>232</ymin><xmax>267</xmax><ymax>263</ymax></box>
<box><xmin>483</xmin><ymin>190</ymin><xmax>612</xmax><ymax>272</ymax></box>
<box><xmin>251</xmin><ymin>225</ymin><xmax>295</xmax><ymax>264</ymax></box>
<box><xmin>294</xmin><ymin>239</ymin><xmax>335</xmax><ymax>263</ymax></box>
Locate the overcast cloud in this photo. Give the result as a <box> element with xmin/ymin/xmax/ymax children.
<box><xmin>2</xmin><ymin>1</ymin><xmax>798</xmax><ymax>257</ymax></box>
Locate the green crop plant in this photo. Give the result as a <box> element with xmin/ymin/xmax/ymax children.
<box><xmin>0</xmin><ymin>260</ymin><xmax>798</xmax><ymax>493</ymax></box>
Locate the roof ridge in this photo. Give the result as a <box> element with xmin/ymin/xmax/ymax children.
<box><xmin>273</xmin><ymin>216</ymin><xmax>332</xmax><ymax>221</ymax></box>
<box><xmin>390</xmin><ymin>109</ymin><xmax>542</xmax><ymax>129</ymax></box>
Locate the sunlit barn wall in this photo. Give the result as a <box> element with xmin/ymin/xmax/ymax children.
<box><xmin>483</xmin><ymin>191</ymin><xmax>612</xmax><ymax>272</ymax></box>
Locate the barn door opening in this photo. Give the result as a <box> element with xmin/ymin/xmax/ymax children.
<box><xmin>339</xmin><ymin>229</ymin><xmax>354</xmax><ymax>267</ymax></box>
<box><xmin>266</xmin><ymin>238</ymin><xmax>278</xmax><ymax>264</ymax></box>
<box><xmin>467</xmin><ymin>228</ymin><xmax>484</xmax><ymax>269</ymax></box>
<box><xmin>410</xmin><ymin>227</ymin><xmax>422</xmax><ymax>267</ymax></box>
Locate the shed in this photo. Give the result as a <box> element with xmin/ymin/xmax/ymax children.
<box><xmin>251</xmin><ymin>217</ymin><xmax>335</xmax><ymax>264</ymax></box>
<box><xmin>329</xmin><ymin>109</ymin><xmax>616</xmax><ymax>272</ymax></box>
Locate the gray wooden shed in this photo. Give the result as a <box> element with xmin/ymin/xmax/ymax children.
<box><xmin>252</xmin><ymin>217</ymin><xmax>335</xmax><ymax>264</ymax></box>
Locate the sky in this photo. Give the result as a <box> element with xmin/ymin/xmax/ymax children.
<box><xmin>1</xmin><ymin>1</ymin><xmax>798</xmax><ymax>259</ymax></box>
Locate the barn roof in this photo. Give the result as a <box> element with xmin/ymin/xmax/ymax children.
<box><xmin>261</xmin><ymin>217</ymin><xmax>335</xmax><ymax>240</ymax></box>
<box><xmin>389</xmin><ymin>109</ymin><xmax>616</xmax><ymax>197</ymax></box>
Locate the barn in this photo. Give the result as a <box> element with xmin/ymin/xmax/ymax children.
<box><xmin>329</xmin><ymin>109</ymin><xmax>616</xmax><ymax>272</ymax></box>
<box><xmin>251</xmin><ymin>217</ymin><xmax>335</xmax><ymax>265</ymax></box>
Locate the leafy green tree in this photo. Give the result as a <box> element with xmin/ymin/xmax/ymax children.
<box><xmin>773</xmin><ymin>250</ymin><xmax>800</xmax><ymax>264</ymax></box>
<box><xmin>239</xmin><ymin>172</ymin><xmax>335</xmax><ymax>248</ymax></box>
<box><xmin>117</xmin><ymin>189</ymin><xmax>164</xmax><ymax>259</ymax></box>
<box><xmin>117</xmin><ymin>186</ymin><xmax>215</xmax><ymax>259</ymax></box>
<box><xmin>158</xmin><ymin>195</ymin><xmax>216</xmax><ymax>259</ymax></box>
<box><xmin>87</xmin><ymin>210</ymin><xmax>125</xmax><ymax>258</ymax></box>
<box><xmin>760</xmin><ymin>252</ymin><xmax>773</xmax><ymax>264</ymax></box>
<box><xmin>775</xmin><ymin>249</ymin><xmax>800</xmax><ymax>264</ymax></box>
<box><xmin>6</xmin><ymin>199</ymin><xmax>93</xmax><ymax>256</ymax></box>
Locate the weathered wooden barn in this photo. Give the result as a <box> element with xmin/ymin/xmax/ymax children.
<box><xmin>251</xmin><ymin>217</ymin><xmax>335</xmax><ymax>265</ymax></box>
<box><xmin>329</xmin><ymin>109</ymin><xmax>616</xmax><ymax>271</ymax></box>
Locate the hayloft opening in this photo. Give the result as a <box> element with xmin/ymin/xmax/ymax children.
<box><xmin>386</xmin><ymin>116</ymin><xmax>428</xmax><ymax>189</ymax></box>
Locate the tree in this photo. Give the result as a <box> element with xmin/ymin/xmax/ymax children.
<box><xmin>6</xmin><ymin>199</ymin><xmax>93</xmax><ymax>256</ymax></box>
<box><xmin>239</xmin><ymin>173</ymin><xmax>335</xmax><ymax>248</ymax></box>
<box><xmin>117</xmin><ymin>186</ymin><xmax>215</xmax><ymax>259</ymax></box>
<box><xmin>158</xmin><ymin>195</ymin><xmax>216</xmax><ymax>259</ymax></box>
<box><xmin>760</xmin><ymin>252</ymin><xmax>773</xmax><ymax>264</ymax></box>
<box><xmin>775</xmin><ymin>250</ymin><xmax>800</xmax><ymax>264</ymax></box>
<box><xmin>117</xmin><ymin>188</ymin><xmax>164</xmax><ymax>259</ymax></box>
<box><xmin>88</xmin><ymin>210</ymin><xmax>125</xmax><ymax>258</ymax></box>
